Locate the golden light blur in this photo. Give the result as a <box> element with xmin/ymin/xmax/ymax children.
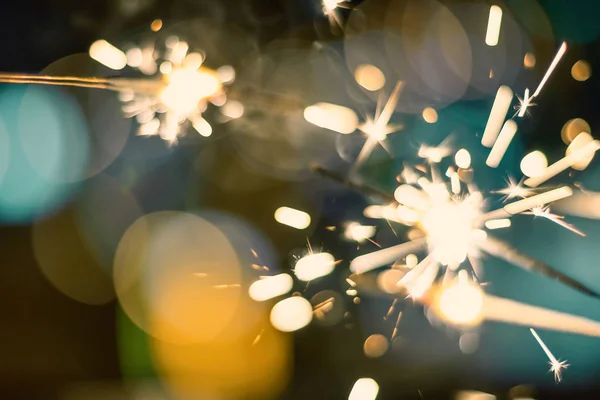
<box><xmin>113</xmin><ymin>211</ymin><xmax>243</xmax><ymax>344</ymax></box>
<box><xmin>560</xmin><ymin>117</ymin><xmax>591</xmax><ymax>145</ymax></box>
<box><xmin>354</xmin><ymin>64</ymin><xmax>386</xmax><ymax>92</ymax></box>
<box><xmin>32</xmin><ymin>208</ymin><xmax>114</xmax><ymax>305</ymax></box>
<box><xmin>566</xmin><ymin>132</ymin><xmax>595</xmax><ymax>170</ymax></box>
<box><xmin>524</xmin><ymin>52</ymin><xmax>536</xmax><ymax>69</ymax></box>
<box><xmin>422</xmin><ymin>107</ymin><xmax>438</xmax><ymax>124</ymax></box>
<box><xmin>151</xmin><ymin>19</ymin><xmax>163</xmax><ymax>32</ymax></box>
<box><xmin>572</xmin><ymin>60</ymin><xmax>592</xmax><ymax>82</ymax></box>
<box><xmin>363</xmin><ymin>334</ymin><xmax>389</xmax><ymax>358</ymax></box>
<box><xmin>436</xmin><ymin>281</ymin><xmax>484</xmax><ymax>326</ymax></box>
<box><xmin>270</xmin><ymin>296</ymin><xmax>313</xmax><ymax>332</ymax></box>
<box><xmin>376</xmin><ymin>268</ymin><xmax>404</xmax><ymax>294</ymax></box>
<box><xmin>160</xmin><ymin>67</ymin><xmax>221</xmax><ymax>115</ymax></box>
<box><xmin>520</xmin><ymin>150</ymin><xmax>548</xmax><ymax>178</ymax></box>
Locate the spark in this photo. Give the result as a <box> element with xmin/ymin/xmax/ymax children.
<box><xmin>530</xmin><ymin>328</ymin><xmax>569</xmax><ymax>382</ymax></box>
<box><xmin>252</xmin><ymin>329</ymin><xmax>264</xmax><ymax>346</ymax></box>
<box><xmin>532</xmin><ymin>42</ymin><xmax>567</xmax><ymax>99</ymax></box>
<box><xmin>514</xmin><ymin>87</ymin><xmax>537</xmax><ymax>118</ymax></box>
<box><xmin>524</xmin><ymin>206</ymin><xmax>586</xmax><ymax>236</ymax></box>
<box><xmin>491</xmin><ymin>176</ymin><xmax>536</xmax><ymax>202</ymax></box>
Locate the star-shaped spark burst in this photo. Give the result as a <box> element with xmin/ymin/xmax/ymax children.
<box><xmin>491</xmin><ymin>176</ymin><xmax>537</xmax><ymax>202</ymax></box>
<box><xmin>530</xmin><ymin>328</ymin><xmax>569</xmax><ymax>383</ymax></box>
<box><xmin>514</xmin><ymin>88</ymin><xmax>537</xmax><ymax>118</ymax></box>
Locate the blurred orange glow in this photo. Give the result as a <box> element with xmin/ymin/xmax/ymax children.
<box><xmin>422</xmin><ymin>107</ymin><xmax>438</xmax><ymax>124</ymax></box>
<box><xmin>561</xmin><ymin>117</ymin><xmax>591</xmax><ymax>145</ymax></box>
<box><xmin>572</xmin><ymin>60</ymin><xmax>592</xmax><ymax>81</ymax></box>
<box><xmin>363</xmin><ymin>334</ymin><xmax>389</xmax><ymax>358</ymax></box>
<box><xmin>151</xmin><ymin>19</ymin><xmax>163</xmax><ymax>32</ymax></box>
<box><xmin>524</xmin><ymin>52</ymin><xmax>536</xmax><ymax>69</ymax></box>
<box><xmin>354</xmin><ymin>64</ymin><xmax>386</xmax><ymax>91</ymax></box>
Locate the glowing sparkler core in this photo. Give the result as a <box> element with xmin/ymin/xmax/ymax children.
<box><xmin>159</xmin><ymin>67</ymin><xmax>221</xmax><ymax>115</ymax></box>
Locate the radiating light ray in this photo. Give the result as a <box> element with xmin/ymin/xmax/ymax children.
<box><xmin>491</xmin><ymin>176</ymin><xmax>536</xmax><ymax>202</ymax></box>
<box><xmin>525</xmin><ymin>140</ymin><xmax>600</xmax><ymax>187</ymax></box>
<box><xmin>524</xmin><ymin>206</ymin><xmax>586</xmax><ymax>236</ymax></box>
<box><xmin>532</xmin><ymin>42</ymin><xmax>567</xmax><ymax>99</ymax></box>
<box><xmin>530</xmin><ymin>328</ymin><xmax>569</xmax><ymax>382</ymax></box>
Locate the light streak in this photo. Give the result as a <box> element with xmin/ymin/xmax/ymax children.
<box><xmin>530</xmin><ymin>328</ymin><xmax>569</xmax><ymax>382</ymax></box>
<box><xmin>516</xmin><ymin>87</ymin><xmax>536</xmax><ymax>118</ymax></box>
<box><xmin>485</xmin><ymin>5</ymin><xmax>503</xmax><ymax>47</ymax></box>
<box><xmin>532</xmin><ymin>42</ymin><xmax>567</xmax><ymax>98</ymax></box>
<box><xmin>524</xmin><ymin>140</ymin><xmax>600</xmax><ymax>187</ymax></box>
<box><xmin>89</xmin><ymin>40</ymin><xmax>127</xmax><ymax>70</ymax></box>
<box><xmin>486</xmin><ymin>119</ymin><xmax>518</xmax><ymax>168</ymax></box>
<box><xmin>303</xmin><ymin>102</ymin><xmax>359</xmax><ymax>134</ymax></box>
<box><xmin>350</xmin><ymin>238</ymin><xmax>427</xmax><ymax>274</ymax></box>
<box><xmin>274</xmin><ymin>207</ymin><xmax>311</xmax><ymax>230</ymax></box>
<box><xmin>480</xmin><ymin>186</ymin><xmax>572</xmax><ymax>221</ymax></box>
<box><xmin>294</xmin><ymin>252</ymin><xmax>335</xmax><ymax>281</ymax></box>
<box><xmin>482</xmin><ymin>86</ymin><xmax>513</xmax><ymax>147</ymax></box>
<box><xmin>348</xmin><ymin>378</ymin><xmax>379</xmax><ymax>400</ymax></box>
<box><xmin>484</xmin><ymin>219</ymin><xmax>511</xmax><ymax>230</ymax></box>
<box><xmin>249</xmin><ymin>274</ymin><xmax>294</xmax><ymax>301</ymax></box>
<box><xmin>566</xmin><ymin>132</ymin><xmax>596</xmax><ymax>170</ymax></box>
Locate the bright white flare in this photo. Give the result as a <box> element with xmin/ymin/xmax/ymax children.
<box><xmin>89</xmin><ymin>40</ymin><xmax>127</xmax><ymax>70</ymax></box>
<box><xmin>438</xmin><ymin>278</ymin><xmax>484</xmax><ymax>325</ymax></box>
<box><xmin>294</xmin><ymin>252</ymin><xmax>335</xmax><ymax>281</ymax></box>
<box><xmin>270</xmin><ymin>296</ymin><xmax>313</xmax><ymax>332</ymax></box>
<box><xmin>482</xmin><ymin>86</ymin><xmax>513</xmax><ymax>147</ymax></box>
<box><xmin>485</xmin><ymin>5</ymin><xmax>503</xmax><ymax>47</ymax></box>
<box><xmin>274</xmin><ymin>207</ymin><xmax>311</xmax><ymax>230</ymax></box>
<box><xmin>304</xmin><ymin>103</ymin><xmax>359</xmax><ymax>134</ymax></box>
<box><xmin>348</xmin><ymin>378</ymin><xmax>379</xmax><ymax>400</ymax></box>
<box><xmin>249</xmin><ymin>274</ymin><xmax>293</xmax><ymax>302</ymax></box>
<box><xmin>486</xmin><ymin>119</ymin><xmax>517</xmax><ymax>168</ymax></box>
<box><xmin>160</xmin><ymin>68</ymin><xmax>221</xmax><ymax>115</ymax></box>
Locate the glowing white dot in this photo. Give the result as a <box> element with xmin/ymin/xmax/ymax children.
<box><xmin>455</xmin><ymin>149</ymin><xmax>472</xmax><ymax>169</ymax></box>
<box><xmin>294</xmin><ymin>252</ymin><xmax>335</xmax><ymax>282</ymax></box>
<box><xmin>274</xmin><ymin>207</ymin><xmax>311</xmax><ymax>230</ymax></box>
<box><xmin>520</xmin><ymin>150</ymin><xmax>548</xmax><ymax>178</ymax></box>
<box><xmin>270</xmin><ymin>296</ymin><xmax>313</xmax><ymax>332</ymax></box>
<box><xmin>348</xmin><ymin>378</ymin><xmax>379</xmax><ymax>400</ymax></box>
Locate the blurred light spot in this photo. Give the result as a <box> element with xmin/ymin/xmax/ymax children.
<box><xmin>406</xmin><ymin>254</ymin><xmax>418</xmax><ymax>268</ymax></box>
<box><xmin>183</xmin><ymin>52</ymin><xmax>205</xmax><ymax>70</ymax></box>
<box><xmin>459</xmin><ymin>332</ymin><xmax>479</xmax><ymax>354</ymax></box>
<box><xmin>270</xmin><ymin>296</ymin><xmax>313</xmax><ymax>332</ymax></box>
<box><xmin>377</xmin><ymin>269</ymin><xmax>404</xmax><ymax>294</ymax></box>
<box><xmin>150</xmin><ymin>19</ymin><xmax>162</xmax><ymax>32</ymax></box>
<box><xmin>221</xmin><ymin>100</ymin><xmax>244</xmax><ymax>119</ymax></box>
<box><xmin>294</xmin><ymin>252</ymin><xmax>335</xmax><ymax>281</ymax></box>
<box><xmin>422</xmin><ymin>107</ymin><xmax>438</xmax><ymax>124</ymax></box>
<box><xmin>249</xmin><ymin>274</ymin><xmax>293</xmax><ymax>302</ymax></box>
<box><xmin>126</xmin><ymin>47</ymin><xmax>143</xmax><ymax>67</ymax></box>
<box><xmin>456</xmin><ymin>391</ymin><xmax>495</xmax><ymax>400</ymax></box>
<box><xmin>572</xmin><ymin>60</ymin><xmax>592</xmax><ymax>81</ymax></box>
<box><xmin>32</xmin><ymin>208</ymin><xmax>114</xmax><ymax>305</ymax></box>
<box><xmin>364</xmin><ymin>334</ymin><xmax>389</xmax><ymax>358</ymax></box>
<box><xmin>561</xmin><ymin>118</ymin><xmax>591</xmax><ymax>145</ymax></box>
<box><xmin>486</xmin><ymin>5</ymin><xmax>503</xmax><ymax>46</ymax></box>
<box><xmin>89</xmin><ymin>40</ymin><xmax>127</xmax><ymax>70</ymax></box>
<box><xmin>311</xmin><ymin>290</ymin><xmax>344</xmax><ymax>326</ymax></box>
<box><xmin>216</xmin><ymin>65</ymin><xmax>236</xmax><ymax>84</ymax></box>
<box><xmin>484</xmin><ymin>218</ymin><xmax>511</xmax><ymax>230</ymax></box>
<box><xmin>455</xmin><ymin>149</ymin><xmax>471</xmax><ymax>169</ymax></box>
<box><xmin>437</xmin><ymin>281</ymin><xmax>483</xmax><ymax>325</ymax></box>
<box><xmin>520</xmin><ymin>150</ymin><xmax>548</xmax><ymax>178</ymax></box>
<box><xmin>191</xmin><ymin>116</ymin><xmax>212</xmax><ymax>137</ymax></box>
<box><xmin>354</xmin><ymin>64</ymin><xmax>386</xmax><ymax>92</ymax></box>
<box><xmin>114</xmin><ymin>211</ymin><xmax>243</xmax><ymax>343</ymax></box>
<box><xmin>159</xmin><ymin>61</ymin><xmax>172</xmax><ymax>75</ymax></box>
<box><xmin>274</xmin><ymin>206</ymin><xmax>311</xmax><ymax>230</ymax></box>
<box><xmin>349</xmin><ymin>378</ymin><xmax>379</xmax><ymax>400</ymax></box>
<box><xmin>304</xmin><ymin>102</ymin><xmax>359</xmax><ymax>134</ymax></box>
<box><xmin>524</xmin><ymin>52</ymin><xmax>536</xmax><ymax>69</ymax></box>
<box><xmin>566</xmin><ymin>132</ymin><xmax>595</xmax><ymax>170</ymax></box>
<box><xmin>345</xmin><ymin>223</ymin><xmax>376</xmax><ymax>242</ymax></box>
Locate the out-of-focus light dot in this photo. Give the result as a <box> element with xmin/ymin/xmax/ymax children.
<box><xmin>323</xmin><ymin>0</ymin><xmax>343</xmax><ymax>11</ymax></box>
<box><xmin>566</xmin><ymin>132</ymin><xmax>595</xmax><ymax>170</ymax></box>
<box><xmin>136</xmin><ymin>110</ymin><xmax>155</xmax><ymax>124</ymax></box>
<box><xmin>354</xmin><ymin>64</ymin><xmax>386</xmax><ymax>92</ymax></box>
<box><xmin>159</xmin><ymin>61</ymin><xmax>172</xmax><ymax>75</ymax></box>
<box><xmin>438</xmin><ymin>282</ymin><xmax>483</xmax><ymax>325</ymax></box>
<box><xmin>348</xmin><ymin>378</ymin><xmax>379</xmax><ymax>400</ymax></box>
<box><xmin>294</xmin><ymin>252</ymin><xmax>335</xmax><ymax>281</ymax></box>
<box><xmin>221</xmin><ymin>100</ymin><xmax>244</xmax><ymax>119</ymax></box>
<box><xmin>345</xmin><ymin>223</ymin><xmax>376</xmax><ymax>242</ymax></box>
<box><xmin>90</xmin><ymin>40</ymin><xmax>127</xmax><ymax>70</ymax></box>
<box><xmin>311</xmin><ymin>290</ymin><xmax>344</xmax><ymax>326</ymax></box>
<box><xmin>126</xmin><ymin>47</ymin><xmax>143</xmax><ymax>68</ymax></box>
<box><xmin>377</xmin><ymin>269</ymin><xmax>404</xmax><ymax>294</ymax></box>
<box><xmin>274</xmin><ymin>206</ymin><xmax>311</xmax><ymax>230</ymax></box>
<box><xmin>422</xmin><ymin>107</ymin><xmax>438</xmax><ymax>123</ymax></box>
<box><xmin>572</xmin><ymin>60</ymin><xmax>592</xmax><ymax>82</ymax></box>
<box><xmin>118</xmin><ymin>89</ymin><xmax>135</xmax><ymax>102</ymax></box>
<box><xmin>165</xmin><ymin>35</ymin><xmax>179</xmax><ymax>48</ymax></box>
<box><xmin>138</xmin><ymin>118</ymin><xmax>160</xmax><ymax>136</ymax></box>
<box><xmin>455</xmin><ymin>149</ymin><xmax>471</xmax><ymax>169</ymax></box>
<box><xmin>191</xmin><ymin>116</ymin><xmax>212</xmax><ymax>137</ymax></box>
<box><xmin>183</xmin><ymin>52</ymin><xmax>204</xmax><ymax>70</ymax></box>
<box><xmin>249</xmin><ymin>274</ymin><xmax>293</xmax><ymax>302</ymax></box>
<box><xmin>151</xmin><ymin>19</ymin><xmax>163</xmax><ymax>32</ymax></box>
<box><xmin>406</xmin><ymin>254</ymin><xmax>418</xmax><ymax>268</ymax></box>
<box><xmin>363</xmin><ymin>334</ymin><xmax>389</xmax><ymax>358</ymax></box>
<box><xmin>407</xmin><ymin>229</ymin><xmax>425</xmax><ymax>240</ymax></box>
<box><xmin>396</xmin><ymin>205</ymin><xmax>420</xmax><ymax>224</ymax></box>
<box><xmin>485</xmin><ymin>5</ymin><xmax>503</xmax><ymax>47</ymax></box>
<box><xmin>459</xmin><ymin>332</ymin><xmax>479</xmax><ymax>354</ymax></box>
<box><xmin>270</xmin><ymin>296</ymin><xmax>313</xmax><ymax>332</ymax></box>
<box><xmin>216</xmin><ymin>65</ymin><xmax>236</xmax><ymax>84</ymax></box>
<box><xmin>524</xmin><ymin>52</ymin><xmax>536</xmax><ymax>69</ymax></box>
<box><xmin>364</xmin><ymin>205</ymin><xmax>383</xmax><ymax>219</ymax></box>
<box><xmin>520</xmin><ymin>150</ymin><xmax>548</xmax><ymax>178</ymax></box>
<box><xmin>484</xmin><ymin>218</ymin><xmax>511</xmax><ymax>230</ymax></box>
<box><xmin>456</xmin><ymin>391</ymin><xmax>495</xmax><ymax>400</ymax></box>
<box><xmin>561</xmin><ymin>118</ymin><xmax>591</xmax><ymax>145</ymax></box>
<box><xmin>304</xmin><ymin>103</ymin><xmax>359</xmax><ymax>134</ymax></box>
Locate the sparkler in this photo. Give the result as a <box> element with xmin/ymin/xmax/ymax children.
<box><xmin>530</xmin><ymin>328</ymin><xmax>569</xmax><ymax>382</ymax></box>
<box><xmin>0</xmin><ymin>29</ymin><xmax>236</xmax><ymax>144</ymax></box>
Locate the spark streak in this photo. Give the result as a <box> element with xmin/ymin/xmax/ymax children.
<box><xmin>532</xmin><ymin>42</ymin><xmax>568</xmax><ymax>98</ymax></box>
<box><xmin>485</xmin><ymin>5</ymin><xmax>503</xmax><ymax>47</ymax></box>
<box><xmin>482</xmin><ymin>86</ymin><xmax>513</xmax><ymax>147</ymax></box>
<box><xmin>530</xmin><ymin>328</ymin><xmax>569</xmax><ymax>382</ymax></box>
